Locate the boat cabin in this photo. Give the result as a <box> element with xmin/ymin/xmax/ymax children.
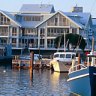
<box><xmin>53</xmin><ymin>52</ymin><xmax>76</xmax><ymax>63</ymax></box>
<box><xmin>87</xmin><ymin>51</ymin><xmax>96</xmax><ymax>66</ymax></box>
<box><xmin>69</xmin><ymin>51</ymin><xmax>96</xmax><ymax>73</ymax></box>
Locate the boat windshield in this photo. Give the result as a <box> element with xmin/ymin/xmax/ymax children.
<box><xmin>54</xmin><ymin>54</ymin><xmax>59</xmax><ymax>58</ymax></box>
<box><xmin>60</xmin><ymin>54</ymin><xmax>65</xmax><ymax>58</ymax></box>
<box><xmin>66</xmin><ymin>54</ymin><xmax>71</xmax><ymax>58</ymax></box>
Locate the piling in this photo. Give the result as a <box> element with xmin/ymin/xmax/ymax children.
<box><xmin>30</xmin><ymin>52</ymin><xmax>34</xmax><ymax>81</ymax></box>
<box><xmin>78</xmin><ymin>53</ymin><xmax>81</xmax><ymax>64</ymax></box>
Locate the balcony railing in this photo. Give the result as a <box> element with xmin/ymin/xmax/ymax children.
<box><xmin>0</xmin><ymin>32</ymin><xmax>8</xmax><ymax>36</ymax></box>
<box><xmin>47</xmin><ymin>44</ymin><xmax>55</xmax><ymax>48</ymax></box>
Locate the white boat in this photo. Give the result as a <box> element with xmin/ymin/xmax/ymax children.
<box><xmin>67</xmin><ymin>51</ymin><xmax>96</xmax><ymax>96</ymax></box>
<box><xmin>50</xmin><ymin>52</ymin><xmax>76</xmax><ymax>72</ymax></box>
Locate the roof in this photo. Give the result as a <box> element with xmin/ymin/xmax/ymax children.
<box><xmin>36</xmin><ymin>11</ymin><xmax>83</xmax><ymax>28</ymax></box>
<box><xmin>20</xmin><ymin>4</ymin><xmax>55</xmax><ymax>13</ymax></box>
<box><xmin>0</xmin><ymin>10</ymin><xmax>21</xmax><ymax>27</ymax></box>
<box><xmin>36</xmin><ymin>11</ymin><xmax>91</xmax><ymax>28</ymax></box>
<box><xmin>64</xmin><ymin>12</ymin><xmax>91</xmax><ymax>27</ymax></box>
<box><xmin>20</xmin><ymin>21</ymin><xmax>41</xmax><ymax>28</ymax></box>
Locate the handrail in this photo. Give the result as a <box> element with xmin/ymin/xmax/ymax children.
<box><xmin>69</xmin><ymin>64</ymin><xmax>87</xmax><ymax>73</ymax></box>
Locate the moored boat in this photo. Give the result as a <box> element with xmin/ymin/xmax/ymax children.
<box><xmin>0</xmin><ymin>44</ymin><xmax>12</xmax><ymax>66</ymax></box>
<box><xmin>50</xmin><ymin>52</ymin><xmax>76</xmax><ymax>72</ymax></box>
<box><xmin>67</xmin><ymin>51</ymin><xmax>96</xmax><ymax>96</ymax></box>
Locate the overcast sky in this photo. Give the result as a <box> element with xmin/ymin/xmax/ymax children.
<box><xmin>0</xmin><ymin>0</ymin><xmax>96</xmax><ymax>17</ymax></box>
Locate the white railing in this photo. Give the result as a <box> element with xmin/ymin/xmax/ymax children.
<box><xmin>69</xmin><ymin>64</ymin><xmax>87</xmax><ymax>73</ymax></box>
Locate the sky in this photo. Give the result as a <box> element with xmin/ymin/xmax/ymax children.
<box><xmin>0</xmin><ymin>0</ymin><xmax>96</xmax><ymax>17</ymax></box>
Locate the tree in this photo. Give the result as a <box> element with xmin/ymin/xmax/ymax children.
<box><xmin>54</xmin><ymin>33</ymin><xmax>87</xmax><ymax>51</ymax></box>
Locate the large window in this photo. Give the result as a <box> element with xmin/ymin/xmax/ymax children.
<box><xmin>47</xmin><ymin>28</ymin><xmax>69</xmax><ymax>37</ymax></box>
<box><xmin>22</xmin><ymin>28</ymin><xmax>37</xmax><ymax>36</ymax></box>
<box><xmin>72</xmin><ymin>28</ymin><xmax>77</xmax><ymax>34</ymax></box>
<box><xmin>47</xmin><ymin>39</ymin><xmax>54</xmax><ymax>48</ymax></box>
<box><xmin>40</xmin><ymin>28</ymin><xmax>45</xmax><ymax>36</ymax></box>
<box><xmin>0</xmin><ymin>27</ymin><xmax>8</xmax><ymax>36</ymax></box>
<box><xmin>12</xmin><ymin>27</ymin><xmax>17</xmax><ymax>36</ymax></box>
<box><xmin>24</xmin><ymin>16</ymin><xmax>42</xmax><ymax>21</ymax></box>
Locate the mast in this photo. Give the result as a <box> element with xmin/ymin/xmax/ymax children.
<box><xmin>64</xmin><ymin>30</ymin><xmax>66</xmax><ymax>52</ymax></box>
<box><xmin>92</xmin><ymin>36</ymin><xmax>94</xmax><ymax>52</ymax></box>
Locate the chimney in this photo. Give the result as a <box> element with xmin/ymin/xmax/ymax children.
<box><xmin>71</xmin><ymin>5</ymin><xmax>83</xmax><ymax>13</ymax></box>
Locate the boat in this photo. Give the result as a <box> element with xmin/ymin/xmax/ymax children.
<box><xmin>50</xmin><ymin>52</ymin><xmax>76</xmax><ymax>72</ymax></box>
<box><xmin>0</xmin><ymin>44</ymin><xmax>12</xmax><ymax>65</ymax></box>
<box><xmin>67</xmin><ymin>51</ymin><xmax>96</xmax><ymax>96</ymax></box>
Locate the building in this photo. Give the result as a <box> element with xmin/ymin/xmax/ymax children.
<box><xmin>0</xmin><ymin>4</ymin><xmax>94</xmax><ymax>55</ymax></box>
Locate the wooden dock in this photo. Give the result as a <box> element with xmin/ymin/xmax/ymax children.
<box><xmin>12</xmin><ymin>52</ymin><xmax>33</xmax><ymax>69</ymax></box>
<box><xmin>12</xmin><ymin>53</ymin><xmax>51</xmax><ymax>70</ymax></box>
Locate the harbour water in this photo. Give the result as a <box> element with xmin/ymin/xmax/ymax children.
<box><xmin>0</xmin><ymin>66</ymin><xmax>71</xmax><ymax>96</ymax></box>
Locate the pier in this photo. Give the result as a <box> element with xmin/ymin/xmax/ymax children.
<box><xmin>12</xmin><ymin>52</ymin><xmax>51</xmax><ymax>70</ymax></box>
<box><xmin>12</xmin><ymin>52</ymin><xmax>34</xmax><ymax>69</ymax></box>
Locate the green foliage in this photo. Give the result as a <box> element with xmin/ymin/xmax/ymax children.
<box><xmin>54</xmin><ymin>33</ymin><xmax>87</xmax><ymax>51</ymax></box>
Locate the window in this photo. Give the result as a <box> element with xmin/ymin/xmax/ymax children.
<box><xmin>40</xmin><ymin>28</ymin><xmax>45</xmax><ymax>36</ymax></box>
<box><xmin>12</xmin><ymin>38</ymin><xmax>16</xmax><ymax>43</ymax></box>
<box><xmin>55</xmin><ymin>18</ymin><xmax>58</xmax><ymax>26</ymax></box>
<box><xmin>66</xmin><ymin>54</ymin><xmax>71</xmax><ymax>58</ymax></box>
<box><xmin>54</xmin><ymin>54</ymin><xmax>59</xmax><ymax>58</ymax></box>
<box><xmin>12</xmin><ymin>27</ymin><xmax>17</xmax><ymax>36</ymax></box>
<box><xmin>60</xmin><ymin>54</ymin><xmax>65</xmax><ymax>58</ymax></box>
<box><xmin>72</xmin><ymin>28</ymin><xmax>77</xmax><ymax>34</ymax></box>
<box><xmin>24</xmin><ymin>16</ymin><xmax>41</xmax><ymax>21</ymax></box>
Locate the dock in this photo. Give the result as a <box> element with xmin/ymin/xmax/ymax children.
<box><xmin>12</xmin><ymin>53</ymin><xmax>51</xmax><ymax>70</ymax></box>
<box><xmin>12</xmin><ymin>52</ymin><xmax>33</xmax><ymax>69</ymax></box>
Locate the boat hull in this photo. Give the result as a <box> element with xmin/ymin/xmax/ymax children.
<box><xmin>68</xmin><ymin>66</ymin><xmax>96</xmax><ymax>96</ymax></box>
<box><xmin>50</xmin><ymin>60</ymin><xmax>71</xmax><ymax>72</ymax></box>
<box><xmin>0</xmin><ymin>56</ymin><xmax>12</xmax><ymax>66</ymax></box>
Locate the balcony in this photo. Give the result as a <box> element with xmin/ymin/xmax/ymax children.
<box><xmin>47</xmin><ymin>44</ymin><xmax>55</xmax><ymax>48</ymax></box>
<box><xmin>0</xmin><ymin>32</ymin><xmax>8</xmax><ymax>36</ymax></box>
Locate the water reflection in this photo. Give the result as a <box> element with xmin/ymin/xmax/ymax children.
<box><xmin>0</xmin><ymin>67</ymin><xmax>71</xmax><ymax>96</ymax></box>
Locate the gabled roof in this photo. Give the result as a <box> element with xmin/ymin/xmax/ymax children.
<box><xmin>64</xmin><ymin>12</ymin><xmax>91</xmax><ymax>27</ymax></box>
<box><xmin>20</xmin><ymin>4</ymin><xmax>55</xmax><ymax>13</ymax></box>
<box><xmin>0</xmin><ymin>10</ymin><xmax>21</xmax><ymax>27</ymax></box>
<box><xmin>36</xmin><ymin>11</ymin><xmax>86</xmax><ymax>28</ymax></box>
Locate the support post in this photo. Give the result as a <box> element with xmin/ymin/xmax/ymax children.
<box><xmin>78</xmin><ymin>53</ymin><xmax>81</xmax><ymax>64</ymax></box>
<box><xmin>30</xmin><ymin>52</ymin><xmax>34</xmax><ymax>81</ymax></box>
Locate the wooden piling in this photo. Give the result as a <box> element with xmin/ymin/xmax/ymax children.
<box><xmin>78</xmin><ymin>53</ymin><xmax>81</xmax><ymax>64</ymax></box>
<box><xmin>30</xmin><ymin>52</ymin><xmax>34</xmax><ymax>81</ymax></box>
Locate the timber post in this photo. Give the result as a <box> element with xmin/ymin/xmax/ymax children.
<box><xmin>78</xmin><ymin>53</ymin><xmax>81</xmax><ymax>64</ymax></box>
<box><xmin>30</xmin><ymin>52</ymin><xmax>34</xmax><ymax>81</ymax></box>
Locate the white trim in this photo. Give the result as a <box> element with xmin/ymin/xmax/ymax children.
<box><xmin>47</xmin><ymin>26</ymin><xmax>70</xmax><ymax>28</ymax></box>
<box><xmin>67</xmin><ymin>73</ymin><xmax>89</xmax><ymax>82</ymax></box>
<box><xmin>0</xmin><ymin>25</ymin><xmax>10</xmax><ymax>27</ymax></box>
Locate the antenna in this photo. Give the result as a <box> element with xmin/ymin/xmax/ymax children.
<box><xmin>75</xmin><ymin>4</ymin><xmax>77</xmax><ymax>7</ymax></box>
<box><xmin>40</xmin><ymin>1</ymin><xmax>42</xmax><ymax>8</ymax></box>
<box><xmin>40</xmin><ymin>0</ymin><xmax>43</xmax><ymax>8</ymax></box>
